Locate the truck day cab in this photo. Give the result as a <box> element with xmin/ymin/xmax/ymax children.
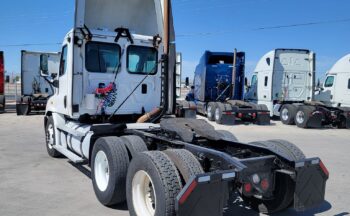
<box><xmin>189</xmin><ymin>51</ymin><xmax>270</xmax><ymax>125</ymax></box>
<box><xmin>42</xmin><ymin>1</ymin><xmax>329</xmax><ymax>215</ymax></box>
<box><xmin>16</xmin><ymin>51</ymin><xmax>60</xmax><ymax>115</ymax></box>
<box><xmin>0</xmin><ymin>51</ymin><xmax>5</xmax><ymax>113</ymax></box>
<box><xmin>246</xmin><ymin>49</ymin><xmax>350</xmax><ymax>128</ymax></box>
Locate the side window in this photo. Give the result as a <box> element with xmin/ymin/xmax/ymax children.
<box><xmin>59</xmin><ymin>45</ymin><xmax>68</xmax><ymax>76</ymax></box>
<box><xmin>264</xmin><ymin>76</ymin><xmax>268</xmax><ymax>87</ymax></box>
<box><xmin>127</xmin><ymin>46</ymin><xmax>158</xmax><ymax>74</ymax></box>
<box><xmin>324</xmin><ymin>76</ymin><xmax>334</xmax><ymax>88</ymax></box>
<box><xmin>348</xmin><ymin>79</ymin><xmax>350</xmax><ymax>89</ymax></box>
<box><xmin>251</xmin><ymin>75</ymin><xmax>257</xmax><ymax>86</ymax></box>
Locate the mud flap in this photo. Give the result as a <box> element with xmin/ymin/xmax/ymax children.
<box><xmin>220</xmin><ymin>114</ymin><xmax>236</xmax><ymax>125</ymax></box>
<box><xmin>176</xmin><ymin>171</ymin><xmax>235</xmax><ymax>216</ymax></box>
<box><xmin>294</xmin><ymin>158</ymin><xmax>329</xmax><ymax>212</ymax></box>
<box><xmin>256</xmin><ymin>112</ymin><xmax>270</xmax><ymax>125</ymax></box>
<box><xmin>307</xmin><ymin>112</ymin><xmax>323</xmax><ymax>128</ymax></box>
<box><xmin>176</xmin><ymin>100</ymin><xmax>197</xmax><ymax>119</ymax></box>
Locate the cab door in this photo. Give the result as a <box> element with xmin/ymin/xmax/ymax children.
<box><xmin>55</xmin><ymin>44</ymin><xmax>71</xmax><ymax>115</ymax></box>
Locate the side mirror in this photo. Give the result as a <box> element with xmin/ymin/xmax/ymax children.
<box><xmin>185</xmin><ymin>77</ymin><xmax>190</xmax><ymax>87</ymax></box>
<box><xmin>52</xmin><ymin>80</ymin><xmax>59</xmax><ymax>88</ymax></box>
<box><xmin>40</xmin><ymin>54</ymin><xmax>49</xmax><ymax>77</ymax></box>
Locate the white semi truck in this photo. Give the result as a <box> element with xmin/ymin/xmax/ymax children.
<box><xmin>16</xmin><ymin>51</ymin><xmax>60</xmax><ymax>115</ymax></box>
<box><xmin>41</xmin><ymin>1</ymin><xmax>328</xmax><ymax>215</ymax></box>
<box><xmin>246</xmin><ymin>49</ymin><xmax>350</xmax><ymax>128</ymax></box>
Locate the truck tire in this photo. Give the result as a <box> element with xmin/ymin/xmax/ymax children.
<box><xmin>258</xmin><ymin>104</ymin><xmax>268</xmax><ymax>111</ymax></box>
<box><xmin>280</xmin><ymin>104</ymin><xmax>297</xmax><ymax>125</ymax></box>
<box><xmin>295</xmin><ymin>106</ymin><xmax>316</xmax><ymax>128</ymax></box>
<box><xmin>91</xmin><ymin>137</ymin><xmax>130</xmax><ymax>206</ymax></box>
<box><xmin>243</xmin><ymin>140</ymin><xmax>306</xmax><ymax>213</ymax></box>
<box><xmin>45</xmin><ymin>116</ymin><xmax>62</xmax><ymax>158</ymax></box>
<box><xmin>216</xmin><ymin>130</ymin><xmax>238</xmax><ymax>142</ymax></box>
<box><xmin>207</xmin><ymin>102</ymin><xmax>217</xmax><ymax>121</ymax></box>
<box><xmin>215</xmin><ymin>103</ymin><xmax>225</xmax><ymax>124</ymax></box>
<box><xmin>16</xmin><ymin>104</ymin><xmax>31</xmax><ymax>116</ymax></box>
<box><xmin>121</xmin><ymin>135</ymin><xmax>148</xmax><ymax>158</ymax></box>
<box><xmin>164</xmin><ymin>149</ymin><xmax>204</xmax><ymax>183</ymax></box>
<box><xmin>0</xmin><ymin>95</ymin><xmax>5</xmax><ymax>113</ymax></box>
<box><xmin>126</xmin><ymin>151</ymin><xmax>182</xmax><ymax>216</ymax></box>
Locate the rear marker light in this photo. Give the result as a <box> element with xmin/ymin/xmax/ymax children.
<box><xmin>319</xmin><ymin>160</ymin><xmax>329</xmax><ymax>177</ymax></box>
<box><xmin>179</xmin><ymin>180</ymin><xmax>198</xmax><ymax>205</ymax></box>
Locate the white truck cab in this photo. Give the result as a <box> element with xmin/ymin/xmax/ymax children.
<box><xmin>246</xmin><ymin>49</ymin><xmax>315</xmax><ymax>117</ymax></box>
<box><xmin>315</xmin><ymin>54</ymin><xmax>350</xmax><ymax>107</ymax></box>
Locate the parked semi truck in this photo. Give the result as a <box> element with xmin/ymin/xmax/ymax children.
<box><xmin>188</xmin><ymin>51</ymin><xmax>270</xmax><ymax>125</ymax></box>
<box><xmin>42</xmin><ymin>1</ymin><xmax>328</xmax><ymax>215</ymax></box>
<box><xmin>0</xmin><ymin>51</ymin><xmax>5</xmax><ymax>113</ymax></box>
<box><xmin>245</xmin><ymin>49</ymin><xmax>350</xmax><ymax>128</ymax></box>
<box><xmin>16</xmin><ymin>51</ymin><xmax>60</xmax><ymax>115</ymax></box>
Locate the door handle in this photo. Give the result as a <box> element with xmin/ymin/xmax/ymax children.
<box><xmin>64</xmin><ymin>96</ymin><xmax>67</xmax><ymax>108</ymax></box>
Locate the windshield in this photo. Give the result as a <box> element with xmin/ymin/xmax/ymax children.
<box><xmin>85</xmin><ymin>42</ymin><xmax>121</xmax><ymax>73</ymax></box>
<box><xmin>127</xmin><ymin>46</ymin><xmax>158</xmax><ymax>75</ymax></box>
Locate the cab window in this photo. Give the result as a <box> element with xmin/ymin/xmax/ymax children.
<box><xmin>85</xmin><ymin>42</ymin><xmax>121</xmax><ymax>73</ymax></box>
<box><xmin>251</xmin><ymin>75</ymin><xmax>258</xmax><ymax>86</ymax></box>
<box><xmin>324</xmin><ymin>76</ymin><xmax>334</xmax><ymax>88</ymax></box>
<box><xmin>59</xmin><ymin>45</ymin><xmax>68</xmax><ymax>76</ymax></box>
<box><xmin>127</xmin><ymin>46</ymin><xmax>158</xmax><ymax>74</ymax></box>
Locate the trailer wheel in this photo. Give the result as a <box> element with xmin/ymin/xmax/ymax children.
<box><xmin>121</xmin><ymin>135</ymin><xmax>148</xmax><ymax>158</ymax></box>
<box><xmin>164</xmin><ymin>149</ymin><xmax>204</xmax><ymax>183</ymax></box>
<box><xmin>216</xmin><ymin>130</ymin><xmax>238</xmax><ymax>142</ymax></box>
<box><xmin>207</xmin><ymin>102</ymin><xmax>217</xmax><ymax>121</ymax></box>
<box><xmin>45</xmin><ymin>116</ymin><xmax>62</xmax><ymax>158</ymax></box>
<box><xmin>91</xmin><ymin>137</ymin><xmax>129</xmax><ymax>206</ymax></box>
<box><xmin>266</xmin><ymin>139</ymin><xmax>306</xmax><ymax>161</ymax></box>
<box><xmin>0</xmin><ymin>95</ymin><xmax>5</xmax><ymax>113</ymax></box>
<box><xmin>295</xmin><ymin>106</ymin><xmax>316</xmax><ymax>128</ymax></box>
<box><xmin>280</xmin><ymin>104</ymin><xmax>297</xmax><ymax>125</ymax></box>
<box><xmin>126</xmin><ymin>151</ymin><xmax>182</xmax><ymax>216</ymax></box>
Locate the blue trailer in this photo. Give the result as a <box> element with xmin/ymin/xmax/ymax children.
<box><xmin>188</xmin><ymin>50</ymin><xmax>270</xmax><ymax>125</ymax></box>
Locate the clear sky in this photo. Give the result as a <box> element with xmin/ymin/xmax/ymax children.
<box><xmin>0</xmin><ymin>0</ymin><xmax>349</xmax><ymax>81</ymax></box>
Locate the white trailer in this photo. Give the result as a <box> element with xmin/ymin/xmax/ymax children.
<box><xmin>246</xmin><ymin>49</ymin><xmax>350</xmax><ymax>128</ymax></box>
<box><xmin>16</xmin><ymin>51</ymin><xmax>60</xmax><ymax>115</ymax></box>
<box><xmin>40</xmin><ymin>1</ymin><xmax>329</xmax><ymax>215</ymax></box>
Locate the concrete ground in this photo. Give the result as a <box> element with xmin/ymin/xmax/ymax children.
<box><xmin>0</xmin><ymin>109</ymin><xmax>349</xmax><ymax>216</ymax></box>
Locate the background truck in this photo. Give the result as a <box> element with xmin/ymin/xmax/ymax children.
<box><xmin>188</xmin><ymin>50</ymin><xmax>270</xmax><ymax>125</ymax></box>
<box><xmin>16</xmin><ymin>51</ymin><xmax>60</xmax><ymax>115</ymax></box>
<box><xmin>42</xmin><ymin>1</ymin><xmax>328</xmax><ymax>215</ymax></box>
<box><xmin>0</xmin><ymin>51</ymin><xmax>5</xmax><ymax>113</ymax></box>
<box><xmin>245</xmin><ymin>49</ymin><xmax>350</xmax><ymax>128</ymax></box>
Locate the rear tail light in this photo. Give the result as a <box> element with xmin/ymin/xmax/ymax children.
<box><xmin>261</xmin><ymin>179</ymin><xmax>269</xmax><ymax>191</ymax></box>
<box><xmin>244</xmin><ymin>183</ymin><xmax>252</xmax><ymax>193</ymax></box>
<box><xmin>238</xmin><ymin>113</ymin><xmax>243</xmax><ymax>118</ymax></box>
<box><xmin>225</xmin><ymin>112</ymin><xmax>233</xmax><ymax>115</ymax></box>
<box><xmin>252</xmin><ymin>113</ymin><xmax>257</xmax><ymax>119</ymax></box>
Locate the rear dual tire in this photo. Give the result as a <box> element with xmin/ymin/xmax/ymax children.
<box><xmin>207</xmin><ymin>102</ymin><xmax>217</xmax><ymax>121</ymax></box>
<box><xmin>0</xmin><ymin>95</ymin><xmax>5</xmax><ymax>113</ymax></box>
<box><xmin>280</xmin><ymin>104</ymin><xmax>297</xmax><ymax>125</ymax></box>
<box><xmin>295</xmin><ymin>106</ymin><xmax>316</xmax><ymax>128</ymax></box>
<box><xmin>126</xmin><ymin>150</ymin><xmax>203</xmax><ymax>216</ymax></box>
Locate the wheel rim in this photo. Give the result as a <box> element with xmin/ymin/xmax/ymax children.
<box><xmin>94</xmin><ymin>151</ymin><xmax>110</xmax><ymax>192</ymax></box>
<box><xmin>132</xmin><ymin>170</ymin><xmax>156</xmax><ymax>216</ymax></box>
<box><xmin>46</xmin><ymin>124</ymin><xmax>54</xmax><ymax>149</ymax></box>
<box><xmin>281</xmin><ymin>108</ymin><xmax>289</xmax><ymax>121</ymax></box>
<box><xmin>296</xmin><ymin>110</ymin><xmax>305</xmax><ymax>124</ymax></box>
<box><xmin>207</xmin><ymin>106</ymin><xmax>212</xmax><ymax>119</ymax></box>
<box><xmin>215</xmin><ymin>108</ymin><xmax>220</xmax><ymax>121</ymax></box>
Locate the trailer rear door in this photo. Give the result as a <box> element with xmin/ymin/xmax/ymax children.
<box><xmin>273</xmin><ymin>50</ymin><xmax>314</xmax><ymax>101</ymax></box>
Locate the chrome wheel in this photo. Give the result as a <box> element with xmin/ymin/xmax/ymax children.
<box><xmin>94</xmin><ymin>151</ymin><xmax>110</xmax><ymax>192</ymax></box>
<box><xmin>132</xmin><ymin>170</ymin><xmax>156</xmax><ymax>216</ymax></box>
<box><xmin>281</xmin><ymin>108</ymin><xmax>289</xmax><ymax>121</ymax></box>
<box><xmin>296</xmin><ymin>110</ymin><xmax>305</xmax><ymax>124</ymax></box>
<box><xmin>207</xmin><ymin>106</ymin><xmax>212</xmax><ymax>119</ymax></box>
<box><xmin>215</xmin><ymin>108</ymin><xmax>220</xmax><ymax>121</ymax></box>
